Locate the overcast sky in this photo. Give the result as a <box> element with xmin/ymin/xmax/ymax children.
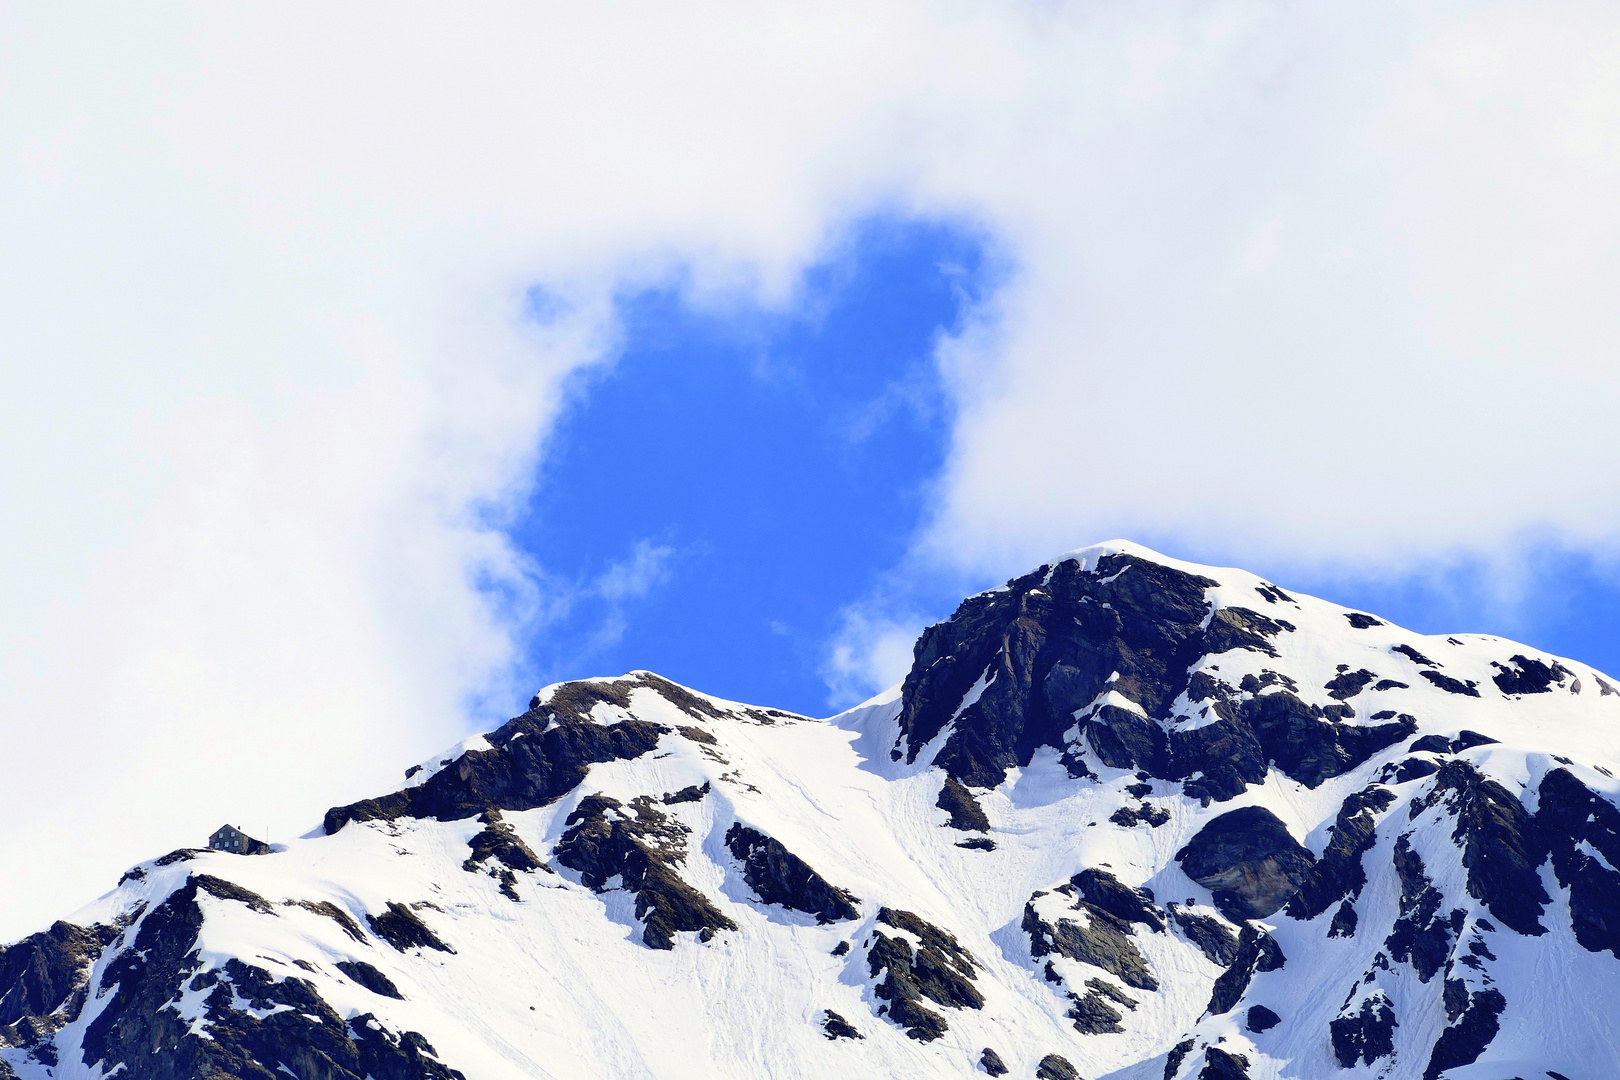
<box><xmin>2</xmin><ymin>2</ymin><xmax>1618</xmax><ymax>940</ymax></box>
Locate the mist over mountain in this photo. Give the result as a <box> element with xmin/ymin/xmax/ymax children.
<box><xmin>4</xmin><ymin>542</ymin><xmax>1617</xmax><ymax>1080</ymax></box>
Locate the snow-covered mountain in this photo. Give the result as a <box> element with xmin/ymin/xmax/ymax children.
<box><xmin>5</xmin><ymin>541</ymin><xmax>1619</xmax><ymax>1080</ymax></box>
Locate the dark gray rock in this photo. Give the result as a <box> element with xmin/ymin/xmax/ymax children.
<box><xmin>1287</xmin><ymin>786</ymin><xmax>1395</xmax><ymax>920</ymax></box>
<box><xmin>1415</xmin><ymin>760</ymin><xmax>1548</xmax><ymax>935</ymax></box>
<box><xmin>1245</xmin><ymin>1005</ymin><xmax>1279</xmax><ymax>1032</ymax></box>
<box><xmin>463</xmin><ymin>809</ymin><xmax>547</xmax><ymax>900</ymax></box>
<box><xmin>1383</xmin><ymin>836</ymin><xmax>1458</xmax><ymax>982</ymax></box>
<box><xmin>1423</xmin><ymin>987</ymin><xmax>1505</xmax><ymax>1080</ymax></box>
<box><xmin>1177</xmin><ymin>807</ymin><xmax>1315</xmax><ymax>921</ymax></box>
<box><xmin>1065</xmin><ymin>977</ymin><xmax>1137</xmax><ymax>1034</ymax></box>
<box><xmin>336</xmin><ymin>960</ymin><xmax>403</xmax><ymax>999</ymax></box>
<box><xmin>1023</xmin><ymin>892</ymin><xmax>1158</xmax><ymax>991</ymax></box>
<box><xmin>957</xmin><ymin>837</ymin><xmax>998</xmax><ymax>851</ymax></box>
<box><xmin>979</xmin><ymin>1046</ymin><xmax>1008</xmax><ymax>1075</ymax></box>
<box><xmin>1111</xmin><ymin>803</ymin><xmax>1171</xmax><ymax>828</ymax></box>
<box><xmin>555</xmin><ymin>794</ymin><xmax>736</xmax><ymax>950</ymax></box>
<box><xmin>892</xmin><ymin>555</ymin><xmax>1409</xmax><ymax>801</ymax></box>
<box><xmin>1452</xmin><ymin>729</ymin><xmax>1498</xmax><ymax>751</ymax></box>
<box><xmin>194</xmin><ymin>873</ymin><xmax>277</xmax><ymax>914</ymax></box>
<box><xmin>289</xmin><ymin>900</ymin><xmax>367</xmax><ymax>943</ymax></box>
<box><xmin>1324</xmin><ymin>668</ymin><xmax>1376</xmax><ymax>700</ymax></box>
<box><xmin>1345</xmin><ymin>613</ymin><xmax>1383</xmax><ymax>629</ymax></box>
<box><xmin>82</xmin><ymin>878</ymin><xmax>460</xmax><ymax>1080</ymax></box>
<box><xmin>1072</xmin><ymin>869</ymin><xmax>1164</xmax><ymax>931</ymax></box>
<box><xmin>1419</xmin><ymin>670</ymin><xmax>1480</xmax><ymax>697</ymax></box>
<box><xmin>1164</xmin><ymin>1038</ymin><xmax>1195</xmax><ymax>1080</ymax></box>
<box><xmin>1392</xmin><ymin>643</ymin><xmax>1438</xmax><ymax>666</ymax></box>
<box><xmin>1036</xmin><ymin>1052</ymin><xmax>1080</xmax><ymax>1079</ymax></box>
<box><xmin>1197</xmin><ymin>1047</ymin><xmax>1250</xmax><ymax>1079</ymax></box>
<box><xmin>464</xmin><ymin>811</ymin><xmax>543</xmax><ymax>874</ymax></box>
<box><xmin>1330</xmin><ymin>991</ymin><xmax>1397</xmax><ymax>1067</ymax></box>
<box><xmin>1065</xmin><ymin>986</ymin><xmax>1125</xmax><ymax>1034</ymax></box>
<box><xmin>662</xmin><ymin>781</ymin><xmax>709</xmax><ymax>804</ymax></box>
<box><xmin>936</xmin><ymin>777</ymin><xmax>990</xmax><ymax>831</ymax></box>
<box><xmin>1206</xmin><ymin>925</ymin><xmax>1285</xmax><ymax>1016</ymax></box>
<box><xmin>1085</xmin><ymin>704</ymin><xmax>1171</xmax><ymax>775</ymax></box>
<box><xmin>1328</xmin><ymin>901</ymin><xmax>1358</xmax><ymax>938</ymax></box>
<box><xmin>1169</xmin><ymin>907</ymin><xmax>1239</xmax><ymax>965</ymax></box>
<box><xmin>1238</xmin><ymin>692</ymin><xmax>1414</xmax><ymax>789</ymax></box>
<box><xmin>1537</xmin><ymin>767</ymin><xmax>1620</xmax><ymax>957</ymax></box>
<box><xmin>0</xmin><ymin>919</ymin><xmax>118</xmax><ymax>1036</ymax></box>
<box><xmin>1386</xmin><ymin>756</ymin><xmax>1440</xmax><ymax>784</ymax></box>
<box><xmin>820</xmin><ymin>1009</ymin><xmax>862</xmax><ymax>1040</ymax></box>
<box><xmin>866</xmin><ymin>908</ymin><xmax>982</xmax><ymax>1041</ymax></box>
<box><xmin>1492</xmin><ymin>654</ymin><xmax>1573</xmax><ymax>695</ymax></box>
<box><xmin>367</xmin><ymin>903</ymin><xmax>454</xmax><ymax>955</ymax></box>
<box><xmin>895</xmin><ymin>555</ymin><xmax>1218</xmax><ymax>789</ymax></box>
<box><xmin>325</xmin><ymin>674</ymin><xmax>686</xmax><ymax>834</ymax></box>
<box><xmin>724</xmin><ymin>823</ymin><xmax>860</xmax><ymax>923</ymax></box>
<box><xmin>1254</xmin><ymin>583</ymin><xmax>1296</xmax><ymax>605</ymax></box>
<box><xmin>1171</xmin><ymin>717</ymin><xmax>1267</xmax><ymax>804</ymax></box>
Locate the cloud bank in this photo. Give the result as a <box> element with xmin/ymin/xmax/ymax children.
<box><xmin>2</xmin><ymin>2</ymin><xmax>1617</xmax><ymax>936</ymax></box>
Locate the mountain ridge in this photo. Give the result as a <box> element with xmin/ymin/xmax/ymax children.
<box><xmin>4</xmin><ymin>541</ymin><xmax>1619</xmax><ymax>1080</ymax></box>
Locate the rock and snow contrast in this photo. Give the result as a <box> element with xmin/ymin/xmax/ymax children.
<box><xmin>4</xmin><ymin>541</ymin><xmax>1620</xmax><ymax>1080</ymax></box>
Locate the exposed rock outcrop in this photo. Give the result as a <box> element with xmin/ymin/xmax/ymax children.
<box><xmin>820</xmin><ymin>1010</ymin><xmax>863</xmax><ymax>1040</ymax></box>
<box><xmin>866</xmin><ymin>908</ymin><xmax>982</xmax><ymax>1041</ymax></box>
<box><xmin>1206</xmin><ymin>925</ymin><xmax>1284</xmax><ymax>1015</ymax></box>
<box><xmin>336</xmin><ymin>960</ymin><xmax>404</xmax><ymax>1000</ymax></box>
<box><xmin>80</xmin><ymin>877</ymin><xmax>460</xmax><ymax>1080</ymax></box>
<box><xmin>1024</xmin><ymin>887</ymin><xmax>1158</xmax><ymax>992</ymax></box>
<box><xmin>554</xmin><ymin>793</ymin><xmax>736</xmax><ymax>950</ymax></box>
<box><xmin>325</xmin><ymin>675</ymin><xmax>684</xmax><ymax>833</ymax></box>
<box><xmin>1287</xmin><ymin>786</ymin><xmax>1395</xmax><ymax>920</ymax></box>
<box><xmin>1537</xmin><ymin>767</ymin><xmax>1620</xmax><ymax>957</ymax></box>
<box><xmin>1330</xmin><ymin>990</ymin><xmax>1397</xmax><ymax>1067</ymax></box>
<box><xmin>1035</xmin><ymin>1052</ymin><xmax>1079</xmax><ymax>1079</ymax></box>
<box><xmin>367</xmin><ymin>902</ymin><xmax>454</xmax><ymax>955</ymax></box>
<box><xmin>725</xmin><ymin>823</ymin><xmax>860</xmax><ymax>923</ymax></box>
<box><xmin>0</xmin><ymin>919</ymin><xmax>118</xmax><ymax>1043</ymax></box>
<box><xmin>1177</xmin><ymin>807</ymin><xmax>1314</xmax><ymax>921</ymax></box>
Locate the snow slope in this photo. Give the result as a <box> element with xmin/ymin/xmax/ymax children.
<box><xmin>3</xmin><ymin>541</ymin><xmax>1618</xmax><ymax>1080</ymax></box>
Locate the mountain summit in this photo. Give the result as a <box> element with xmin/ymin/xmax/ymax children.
<box><xmin>4</xmin><ymin>542</ymin><xmax>1619</xmax><ymax>1079</ymax></box>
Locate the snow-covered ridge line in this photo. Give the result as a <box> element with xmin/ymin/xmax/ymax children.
<box><xmin>4</xmin><ymin>542</ymin><xmax>1620</xmax><ymax>1080</ymax></box>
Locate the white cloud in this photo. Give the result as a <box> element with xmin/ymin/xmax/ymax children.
<box><xmin>594</xmin><ymin>541</ymin><xmax>676</xmax><ymax>605</ymax></box>
<box><xmin>3</xmin><ymin>1</ymin><xmax>1619</xmax><ymax>936</ymax></box>
<box><xmin>822</xmin><ymin>607</ymin><xmax>925</xmax><ymax>710</ymax></box>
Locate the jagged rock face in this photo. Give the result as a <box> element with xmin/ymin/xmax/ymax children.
<box><xmin>324</xmin><ymin>672</ymin><xmax>767</xmax><ymax>833</ymax></box>
<box><xmin>1330</xmin><ymin>989</ymin><xmax>1397</xmax><ymax>1067</ymax></box>
<box><xmin>7</xmin><ymin>544</ymin><xmax>1620</xmax><ymax>1080</ymax></box>
<box><xmin>77</xmin><ymin>877</ymin><xmax>459</xmax><ymax>1080</ymax></box>
<box><xmin>724</xmin><ymin>824</ymin><xmax>861</xmax><ymax>923</ymax></box>
<box><xmin>1285</xmin><ymin>785</ymin><xmax>1395</xmax><ymax>920</ymax></box>
<box><xmin>866</xmin><ymin>907</ymin><xmax>983</xmax><ymax>1041</ymax></box>
<box><xmin>1538</xmin><ymin>767</ymin><xmax>1620</xmax><ymax>956</ymax></box>
<box><xmin>554</xmin><ymin>793</ymin><xmax>737</xmax><ymax>950</ymax></box>
<box><xmin>896</xmin><ymin>555</ymin><xmax>1221</xmax><ymax>787</ymax></box>
<box><xmin>1176</xmin><ymin>807</ymin><xmax>1315</xmax><ymax>921</ymax></box>
<box><xmin>893</xmin><ymin>553</ymin><xmax>1413</xmax><ymax>802</ymax></box>
<box><xmin>0</xmin><ymin>919</ymin><xmax>117</xmax><ymax>1044</ymax></box>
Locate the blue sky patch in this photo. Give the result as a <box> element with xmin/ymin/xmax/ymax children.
<box><xmin>508</xmin><ymin>216</ymin><xmax>1620</xmax><ymax>716</ymax></box>
<box><xmin>508</xmin><ymin>217</ymin><xmax>996</xmax><ymax>714</ymax></box>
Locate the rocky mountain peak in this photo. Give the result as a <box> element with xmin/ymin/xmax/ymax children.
<box><xmin>4</xmin><ymin>542</ymin><xmax>1620</xmax><ymax>1080</ymax></box>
